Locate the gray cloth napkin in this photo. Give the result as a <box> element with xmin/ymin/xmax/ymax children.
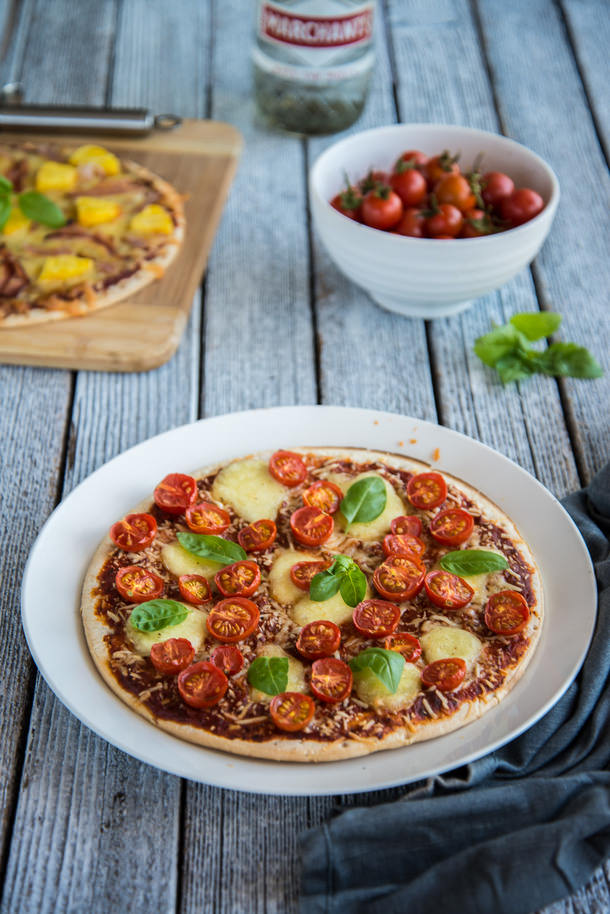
<box><xmin>299</xmin><ymin>465</ymin><xmax>610</xmax><ymax>914</ymax></box>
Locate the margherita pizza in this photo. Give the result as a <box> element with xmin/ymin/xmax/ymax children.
<box><xmin>81</xmin><ymin>448</ymin><xmax>543</xmax><ymax>762</ymax></box>
<box><xmin>0</xmin><ymin>141</ymin><xmax>183</xmax><ymax>326</ymax></box>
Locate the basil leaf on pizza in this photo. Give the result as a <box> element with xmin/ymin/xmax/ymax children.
<box><xmin>129</xmin><ymin>599</ymin><xmax>188</xmax><ymax>632</ymax></box>
<box><xmin>0</xmin><ymin>175</ymin><xmax>13</xmax><ymax>194</ymax></box>
<box><xmin>0</xmin><ymin>196</ymin><xmax>11</xmax><ymax>231</ymax></box>
<box><xmin>247</xmin><ymin>657</ymin><xmax>289</xmax><ymax>695</ymax></box>
<box><xmin>310</xmin><ymin>554</ymin><xmax>367</xmax><ymax>607</ymax></box>
<box><xmin>440</xmin><ymin>550</ymin><xmax>509</xmax><ymax>575</ymax></box>
<box><xmin>177</xmin><ymin>532</ymin><xmax>246</xmax><ymax>565</ymax></box>
<box><xmin>340</xmin><ymin>476</ymin><xmax>387</xmax><ymax>527</ymax></box>
<box><xmin>350</xmin><ymin>648</ymin><xmax>405</xmax><ymax>694</ymax></box>
<box><xmin>18</xmin><ymin>190</ymin><xmax>67</xmax><ymax>228</ymax></box>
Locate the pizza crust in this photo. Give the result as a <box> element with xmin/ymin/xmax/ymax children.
<box><xmin>0</xmin><ymin>154</ymin><xmax>184</xmax><ymax>328</ymax></box>
<box><xmin>80</xmin><ymin>448</ymin><xmax>543</xmax><ymax>763</ymax></box>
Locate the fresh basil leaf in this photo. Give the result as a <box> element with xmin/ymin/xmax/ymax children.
<box><xmin>129</xmin><ymin>599</ymin><xmax>188</xmax><ymax>633</ymax></box>
<box><xmin>495</xmin><ymin>352</ymin><xmax>536</xmax><ymax>385</ymax></box>
<box><xmin>440</xmin><ymin>550</ymin><xmax>509</xmax><ymax>575</ymax></box>
<box><xmin>473</xmin><ymin>323</ymin><xmax>529</xmax><ymax>368</ymax></box>
<box><xmin>0</xmin><ymin>175</ymin><xmax>13</xmax><ymax>193</ymax></box>
<box><xmin>310</xmin><ymin>569</ymin><xmax>342</xmax><ymax>602</ymax></box>
<box><xmin>177</xmin><ymin>532</ymin><xmax>246</xmax><ymax>565</ymax></box>
<box><xmin>18</xmin><ymin>190</ymin><xmax>66</xmax><ymax>228</ymax></box>
<box><xmin>341</xmin><ymin>476</ymin><xmax>387</xmax><ymax>527</ymax></box>
<box><xmin>510</xmin><ymin>312</ymin><xmax>561</xmax><ymax>341</ymax></box>
<box><xmin>331</xmin><ymin>554</ymin><xmax>353</xmax><ymax>573</ymax></box>
<box><xmin>339</xmin><ymin>564</ymin><xmax>367</xmax><ymax>607</ymax></box>
<box><xmin>247</xmin><ymin>656</ymin><xmax>289</xmax><ymax>695</ymax></box>
<box><xmin>0</xmin><ymin>196</ymin><xmax>12</xmax><ymax>231</ymax></box>
<box><xmin>349</xmin><ymin>648</ymin><xmax>405</xmax><ymax>694</ymax></box>
<box><xmin>536</xmin><ymin>343</ymin><xmax>603</xmax><ymax>379</ymax></box>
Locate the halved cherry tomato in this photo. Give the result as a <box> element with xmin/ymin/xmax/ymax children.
<box><xmin>290</xmin><ymin>560</ymin><xmax>330</xmax><ymax>591</ymax></box>
<box><xmin>384</xmin><ymin>632</ymin><xmax>422</xmax><ymax>663</ymax></box>
<box><xmin>269</xmin><ymin>692</ymin><xmax>315</xmax><ymax>732</ymax></box>
<box><xmin>110</xmin><ymin>513</ymin><xmax>157</xmax><ymax>552</ymax></box>
<box><xmin>481</xmin><ymin>171</ymin><xmax>515</xmax><ymax>208</ymax></box>
<box><xmin>361</xmin><ymin>186</ymin><xmax>403</xmax><ymax>230</ymax></box>
<box><xmin>394</xmin><ymin>207</ymin><xmax>427</xmax><ymax>237</ymax></box>
<box><xmin>185</xmin><ymin>501</ymin><xmax>230</xmax><ymax>535</ymax></box>
<box><xmin>382</xmin><ymin>533</ymin><xmax>426</xmax><ymax>559</ymax></box>
<box><xmin>178</xmin><ymin>661</ymin><xmax>228</xmax><ymax>708</ymax></box>
<box><xmin>406</xmin><ymin>472</ymin><xmax>447</xmax><ymax>510</ymax></box>
<box><xmin>178</xmin><ymin>574</ymin><xmax>212</xmax><ymax>605</ymax></box>
<box><xmin>296</xmin><ymin>620</ymin><xmax>341</xmax><ymax>660</ymax></box>
<box><xmin>310</xmin><ymin>657</ymin><xmax>353</xmax><ymax>703</ymax></box>
<box><xmin>499</xmin><ymin>188</ymin><xmax>544</xmax><ymax>227</ymax></box>
<box><xmin>424</xmin><ymin>151</ymin><xmax>460</xmax><ymax>187</ymax></box>
<box><xmin>426</xmin><ymin>203</ymin><xmax>463</xmax><ymax>238</ymax></box>
<box><xmin>238</xmin><ymin>519</ymin><xmax>277</xmax><ymax>552</ymax></box>
<box><xmin>391</xmin><ymin>515</ymin><xmax>423</xmax><ymax>537</ymax></box>
<box><xmin>373</xmin><ymin>555</ymin><xmax>425</xmax><ymax>602</ymax></box>
<box><xmin>390</xmin><ymin>166</ymin><xmax>427</xmax><ymax>207</ymax></box>
<box><xmin>269</xmin><ymin>450</ymin><xmax>307</xmax><ymax>487</ymax></box>
<box><xmin>210</xmin><ymin>644</ymin><xmax>244</xmax><ymax>676</ymax></box>
<box><xmin>115</xmin><ymin>565</ymin><xmax>164</xmax><ymax>603</ymax></box>
<box><xmin>435</xmin><ymin>173</ymin><xmax>476</xmax><ymax>212</ymax></box>
<box><xmin>424</xmin><ymin>570</ymin><xmax>474</xmax><ymax>610</ymax></box>
<box><xmin>353</xmin><ymin>599</ymin><xmax>401</xmax><ymax>638</ymax></box>
<box><xmin>150</xmin><ymin>638</ymin><xmax>194</xmax><ymax>675</ymax></box>
<box><xmin>396</xmin><ymin>150</ymin><xmax>428</xmax><ymax>169</ymax></box>
<box><xmin>429</xmin><ymin>508</ymin><xmax>474</xmax><ymax>546</ymax></box>
<box><xmin>214</xmin><ymin>560</ymin><xmax>261</xmax><ymax>598</ymax></box>
<box><xmin>153</xmin><ymin>473</ymin><xmax>197</xmax><ymax>516</ymax></box>
<box><xmin>290</xmin><ymin>506</ymin><xmax>333</xmax><ymax>547</ymax></box>
<box><xmin>422</xmin><ymin>657</ymin><xmax>466</xmax><ymax>691</ymax></box>
<box><xmin>206</xmin><ymin>597</ymin><xmax>260</xmax><ymax>643</ymax></box>
<box><xmin>302</xmin><ymin>480</ymin><xmax>344</xmax><ymax>515</ymax></box>
<box><xmin>484</xmin><ymin>590</ymin><xmax>530</xmax><ymax>635</ymax></box>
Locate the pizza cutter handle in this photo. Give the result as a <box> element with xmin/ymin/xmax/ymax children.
<box><xmin>0</xmin><ymin>86</ymin><xmax>182</xmax><ymax>135</ymax></box>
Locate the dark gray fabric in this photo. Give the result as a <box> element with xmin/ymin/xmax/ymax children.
<box><xmin>299</xmin><ymin>465</ymin><xmax>610</xmax><ymax>914</ymax></box>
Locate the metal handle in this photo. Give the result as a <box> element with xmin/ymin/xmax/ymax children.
<box><xmin>0</xmin><ymin>86</ymin><xmax>182</xmax><ymax>135</ymax></box>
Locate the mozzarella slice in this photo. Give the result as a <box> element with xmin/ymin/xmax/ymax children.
<box><xmin>326</xmin><ymin>472</ymin><xmax>405</xmax><ymax>542</ymax></box>
<box><xmin>161</xmin><ymin>541</ymin><xmax>222</xmax><ymax>580</ymax></box>
<box><xmin>290</xmin><ymin>578</ymin><xmax>371</xmax><ymax>627</ymax></box>
<box><xmin>421</xmin><ymin>625</ymin><xmax>482</xmax><ymax>667</ymax></box>
<box><xmin>211</xmin><ymin>457</ymin><xmax>288</xmax><ymax>522</ymax></box>
<box><xmin>249</xmin><ymin>643</ymin><xmax>306</xmax><ymax>702</ymax></box>
<box><xmin>126</xmin><ymin>604</ymin><xmax>207</xmax><ymax>656</ymax></box>
<box><xmin>268</xmin><ymin>548</ymin><xmax>320</xmax><ymax>606</ymax></box>
<box><xmin>354</xmin><ymin>662</ymin><xmax>421</xmax><ymax>711</ymax></box>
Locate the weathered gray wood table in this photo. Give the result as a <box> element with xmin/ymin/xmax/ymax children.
<box><xmin>1</xmin><ymin>0</ymin><xmax>608</xmax><ymax>911</ymax></box>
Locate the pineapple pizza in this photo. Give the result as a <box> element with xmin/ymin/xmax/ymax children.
<box><xmin>0</xmin><ymin>141</ymin><xmax>183</xmax><ymax>326</ymax></box>
<box><xmin>81</xmin><ymin>448</ymin><xmax>543</xmax><ymax>762</ymax></box>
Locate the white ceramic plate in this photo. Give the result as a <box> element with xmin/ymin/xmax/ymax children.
<box><xmin>22</xmin><ymin>406</ymin><xmax>597</xmax><ymax>796</ymax></box>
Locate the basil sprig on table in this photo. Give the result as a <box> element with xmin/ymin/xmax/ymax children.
<box><xmin>474</xmin><ymin>312</ymin><xmax>603</xmax><ymax>384</ymax></box>
<box><xmin>0</xmin><ymin>176</ymin><xmax>67</xmax><ymax>231</ymax></box>
<box><xmin>177</xmin><ymin>532</ymin><xmax>246</xmax><ymax>565</ymax></box>
<box><xmin>439</xmin><ymin>550</ymin><xmax>509</xmax><ymax>576</ymax></box>
<box><xmin>310</xmin><ymin>554</ymin><xmax>367</xmax><ymax>608</ymax></box>
<box><xmin>130</xmin><ymin>599</ymin><xmax>188</xmax><ymax>632</ymax></box>
<box><xmin>340</xmin><ymin>476</ymin><xmax>387</xmax><ymax>529</ymax></box>
<box><xmin>247</xmin><ymin>657</ymin><xmax>289</xmax><ymax>695</ymax></box>
<box><xmin>349</xmin><ymin>648</ymin><xmax>405</xmax><ymax>694</ymax></box>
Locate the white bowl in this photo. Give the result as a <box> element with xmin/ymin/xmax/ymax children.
<box><xmin>309</xmin><ymin>123</ymin><xmax>560</xmax><ymax>319</ymax></box>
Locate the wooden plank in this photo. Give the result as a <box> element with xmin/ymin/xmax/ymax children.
<box><xmin>308</xmin><ymin>4</ymin><xmax>437</xmax><ymax>421</ymax></box>
<box><xmin>385</xmin><ymin>0</ymin><xmax>578</xmax><ymax>499</ymax></box>
<box><xmin>560</xmin><ymin>0</ymin><xmax>610</xmax><ymax>156</ymax></box>
<box><xmin>0</xmin><ymin>120</ymin><xmax>242</xmax><ymax>372</ymax></box>
<box><xmin>476</xmin><ymin>0</ymin><xmax>610</xmax><ymax>484</ymax></box>
<box><xmin>2</xmin><ymin>1</ymin><xmax>210</xmax><ymax>912</ymax></box>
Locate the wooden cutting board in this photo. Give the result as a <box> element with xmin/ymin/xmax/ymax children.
<box><xmin>0</xmin><ymin>119</ymin><xmax>242</xmax><ymax>372</ymax></box>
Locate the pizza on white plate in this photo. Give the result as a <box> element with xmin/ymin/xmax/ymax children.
<box><xmin>81</xmin><ymin>447</ymin><xmax>542</xmax><ymax>762</ymax></box>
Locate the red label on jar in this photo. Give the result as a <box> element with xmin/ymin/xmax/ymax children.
<box><xmin>260</xmin><ymin>4</ymin><xmax>373</xmax><ymax>48</ymax></box>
